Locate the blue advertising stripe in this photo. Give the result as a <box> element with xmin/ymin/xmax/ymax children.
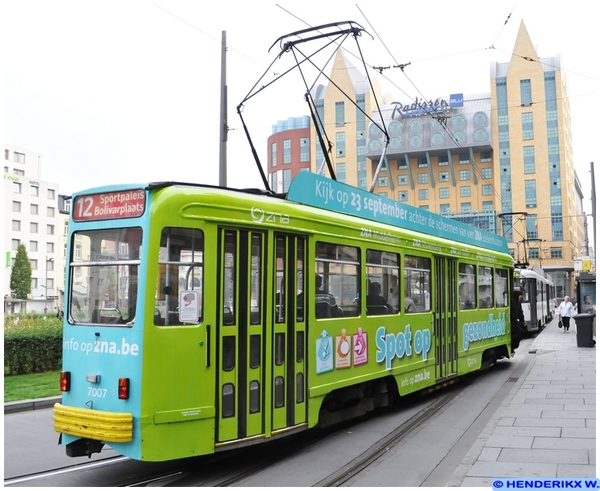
<box><xmin>287</xmin><ymin>173</ymin><xmax>508</xmax><ymax>254</ymax></box>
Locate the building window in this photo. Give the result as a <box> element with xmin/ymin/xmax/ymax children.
<box><xmin>438</xmin><ymin>156</ymin><xmax>449</xmax><ymax>166</ymax></box>
<box><xmin>271</xmin><ymin>142</ymin><xmax>277</xmax><ymax>167</ymax></box>
<box><xmin>12</xmin><ymin>201</ymin><xmax>21</xmax><ymax>212</ymax></box>
<box><xmin>283</xmin><ymin>169</ymin><xmax>292</xmax><ymax>192</ymax></box>
<box><xmin>439</xmin><ymin>204</ymin><xmax>450</xmax><ymax>215</ymax></box>
<box><xmin>521</xmin><ymin>112</ymin><xmax>534</xmax><ymax>140</ymax></box>
<box><xmin>418</xmin><ymin>189</ymin><xmax>429</xmax><ymax>200</ymax></box>
<box><xmin>47</xmin><ymin>224</ymin><xmax>55</xmax><ymax>235</ymax></box>
<box><xmin>526</xmin><ymin>214</ymin><xmax>538</xmax><ymax>240</ymax></box>
<box><xmin>336</xmin><ymin>132</ymin><xmax>345</xmax><ymax>157</ymax></box>
<box><xmin>459</xmin><ymin>170</ymin><xmax>470</xmax><ymax>181</ymax></box>
<box><xmin>31</xmin><ymin>185</ymin><xmax>39</xmax><ymax>197</ymax></box>
<box><xmin>47</xmin><ymin>189</ymin><xmax>56</xmax><ymax>200</ymax></box>
<box><xmin>12</xmin><ymin>220</ymin><xmax>21</xmax><ymax>232</ymax></box>
<box><xmin>30</xmin><ymin>222</ymin><xmax>38</xmax><ymax>233</ymax></box>
<box><xmin>461</xmin><ymin>203</ymin><xmax>471</xmax><ymax>213</ymax></box>
<box><xmin>30</xmin><ymin>240</ymin><xmax>38</xmax><ymax>252</ymax></box>
<box><xmin>336</xmin><ymin>163</ymin><xmax>346</xmax><ymax>183</ymax></box>
<box><xmin>460</xmin><ymin>186</ymin><xmax>471</xmax><ymax>197</ymax></box>
<box><xmin>47</xmin><ymin>242</ymin><xmax>55</xmax><ymax>253</ymax></box>
<box><xmin>335</xmin><ymin>101</ymin><xmax>345</xmax><ymax>127</ymax></box>
<box><xmin>12</xmin><ymin>239</ymin><xmax>20</xmax><ymax>250</ymax></box>
<box><xmin>378</xmin><ymin>176</ymin><xmax>388</xmax><ymax>187</ymax></box>
<box><xmin>47</xmin><ymin>207</ymin><xmax>55</xmax><ymax>217</ymax></box>
<box><xmin>482</xmin><ymin>184</ymin><xmax>493</xmax><ymax>196</ymax></box>
<box><xmin>480</xmin><ymin>151</ymin><xmax>492</xmax><ymax>163</ymax></box>
<box><xmin>417</xmin><ymin>157</ymin><xmax>428</xmax><ymax>168</ymax></box>
<box><xmin>283</xmin><ymin>139</ymin><xmax>291</xmax><ymax>164</ymax></box>
<box><xmin>550</xmin><ymin>247</ymin><xmax>562</xmax><ymax>258</ymax></box>
<box><xmin>300</xmin><ymin>138</ymin><xmax>309</xmax><ymax>162</ymax></box>
<box><xmin>14</xmin><ymin>169</ymin><xmax>24</xmax><ymax>176</ymax></box>
<box><xmin>417</xmin><ymin>173</ymin><xmax>428</xmax><ymax>184</ymax></box>
<box><xmin>523</xmin><ymin>145</ymin><xmax>535</xmax><ymax>173</ymax></box>
<box><xmin>398</xmin><ymin>175</ymin><xmax>408</xmax><ymax>185</ymax></box>
<box><xmin>525</xmin><ymin>180</ymin><xmax>537</xmax><ymax>208</ymax></box>
<box><xmin>438</xmin><ymin>171</ymin><xmax>449</xmax><ymax>182</ymax></box>
<box><xmin>529</xmin><ymin>248</ymin><xmax>539</xmax><ymax>259</ymax></box>
<box><xmin>482</xmin><ymin>201</ymin><xmax>493</xmax><ymax>211</ymax></box>
<box><xmin>30</xmin><ymin>204</ymin><xmax>38</xmax><ymax>215</ymax></box>
<box><xmin>398</xmin><ymin>191</ymin><xmax>408</xmax><ymax>202</ymax></box>
<box><xmin>13</xmin><ymin>182</ymin><xmax>21</xmax><ymax>194</ymax></box>
<box><xmin>419</xmin><ymin>205</ymin><xmax>429</xmax><ymax>211</ymax></box>
<box><xmin>520</xmin><ymin>79</ymin><xmax>532</xmax><ymax>106</ymax></box>
<box><xmin>14</xmin><ymin>152</ymin><xmax>25</xmax><ymax>164</ymax></box>
<box><xmin>481</xmin><ymin>168</ymin><xmax>492</xmax><ymax>179</ymax></box>
<box><xmin>459</xmin><ymin>153</ymin><xmax>470</xmax><ymax>164</ymax></box>
<box><xmin>397</xmin><ymin>160</ymin><xmax>407</xmax><ymax>170</ymax></box>
<box><xmin>439</xmin><ymin>187</ymin><xmax>450</xmax><ymax>199</ymax></box>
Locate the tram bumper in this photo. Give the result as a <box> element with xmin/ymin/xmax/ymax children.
<box><xmin>54</xmin><ymin>403</ymin><xmax>133</xmax><ymax>456</ymax></box>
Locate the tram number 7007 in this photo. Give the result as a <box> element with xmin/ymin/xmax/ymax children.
<box><xmin>88</xmin><ymin>387</ymin><xmax>108</xmax><ymax>398</ymax></box>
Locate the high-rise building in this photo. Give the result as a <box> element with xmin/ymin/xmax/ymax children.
<box><xmin>4</xmin><ymin>144</ymin><xmax>62</xmax><ymax>313</ymax></box>
<box><xmin>267</xmin><ymin>21</ymin><xmax>589</xmax><ymax>298</ymax></box>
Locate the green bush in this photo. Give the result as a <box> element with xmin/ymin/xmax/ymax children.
<box><xmin>4</xmin><ymin>314</ymin><xmax>63</xmax><ymax>375</ymax></box>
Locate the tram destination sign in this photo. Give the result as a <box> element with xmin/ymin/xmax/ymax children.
<box><xmin>73</xmin><ymin>189</ymin><xmax>146</xmax><ymax>222</ymax></box>
<box><xmin>287</xmin><ymin>173</ymin><xmax>508</xmax><ymax>254</ymax></box>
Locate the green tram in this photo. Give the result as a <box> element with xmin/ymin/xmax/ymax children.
<box><xmin>54</xmin><ymin>172</ymin><xmax>514</xmax><ymax>461</ymax></box>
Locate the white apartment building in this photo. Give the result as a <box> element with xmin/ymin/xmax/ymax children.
<box><xmin>4</xmin><ymin>144</ymin><xmax>64</xmax><ymax>314</ymax></box>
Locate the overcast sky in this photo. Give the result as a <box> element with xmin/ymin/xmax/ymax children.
<box><xmin>4</xmin><ymin>0</ymin><xmax>598</xmax><ymax>221</ymax></box>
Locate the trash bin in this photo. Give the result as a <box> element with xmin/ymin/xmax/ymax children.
<box><xmin>574</xmin><ymin>313</ymin><xmax>596</xmax><ymax>347</ymax></box>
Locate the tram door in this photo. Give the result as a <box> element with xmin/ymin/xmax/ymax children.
<box><xmin>215</xmin><ymin>229</ymin><xmax>307</xmax><ymax>444</ymax></box>
<box><xmin>272</xmin><ymin>234</ymin><xmax>307</xmax><ymax>431</ymax></box>
<box><xmin>433</xmin><ymin>257</ymin><xmax>458</xmax><ymax>380</ymax></box>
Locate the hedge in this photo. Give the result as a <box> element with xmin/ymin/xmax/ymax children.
<box><xmin>4</xmin><ymin>315</ymin><xmax>63</xmax><ymax>375</ymax></box>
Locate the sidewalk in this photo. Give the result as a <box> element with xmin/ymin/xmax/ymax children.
<box><xmin>447</xmin><ymin>315</ymin><xmax>596</xmax><ymax>485</ymax></box>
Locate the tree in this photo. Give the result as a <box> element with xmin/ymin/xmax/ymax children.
<box><xmin>10</xmin><ymin>244</ymin><xmax>32</xmax><ymax>300</ymax></box>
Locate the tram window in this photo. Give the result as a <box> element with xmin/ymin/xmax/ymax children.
<box><xmin>250</xmin><ymin>234</ymin><xmax>262</xmax><ymax>325</ymax></box>
<box><xmin>275</xmin><ymin>376</ymin><xmax>285</xmax><ymax>408</ymax></box>
<box><xmin>315</xmin><ymin>242</ymin><xmax>359</xmax><ymax>318</ymax></box>
<box><xmin>296</xmin><ymin>331</ymin><xmax>304</xmax><ymax>362</ymax></box>
<box><xmin>155</xmin><ymin>227</ymin><xmax>204</xmax><ymax>326</ymax></box>
<box><xmin>69</xmin><ymin>227</ymin><xmax>142</xmax><ymax>326</ymax></box>
<box><xmin>404</xmin><ymin>256</ymin><xmax>431</xmax><ymax>312</ymax></box>
<box><xmin>478</xmin><ymin>266</ymin><xmax>493</xmax><ymax>308</ymax></box>
<box><xmin>459</xmin><ymin>263</ymin><xmax>476</xmax><ymax>309</ymax></box>
<box><xmin>250</xmin><ymin>335</ymin><xmax>261</xmax><ymax>369</ymax></box>
<box><xmin>366</xmin><ymin>249</ymin><xmax>399</xmax><ymax>315</ymax></box>
<box><xmin>296</xmin><ymin>373</ymin><xmax>304</xmax><ymax>403</ymax></box>
<box><xmin>296</xmin><ymin>240</ymin><xmax>305</xmax><ymax>322</ymax></box>
<box><xmin>275</xmin><ymin>333</ymin><xmax>285</xmax><ymax>365</ymax></box>
<box><xmin>222</xmin><ymin>383</ymin><xmax>235</xmax><ymax>418</ymax></box>
<box><xmin>495</xmin><ymin>269</ymin><xmax>509</xmax><ymax>307</ymax></box>
<box><xmin>275</xmin><ymin>237</ymin><xmax>286</xmax><ymax>323</ymax></box>
<box><xmin>222</xmin><ymin>336</ymin><xmax>236</xmax><ymax>371</ymax></box>
<box><xmin>249</xmin><ymin>381</ymin><xmax>260</xmax><ymax>413</ymax></box>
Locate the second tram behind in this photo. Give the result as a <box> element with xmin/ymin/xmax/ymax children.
<box><xmin>514</xmin><ymin>267</ymin><xmax>556</xmax><ymax>331</ymax></box>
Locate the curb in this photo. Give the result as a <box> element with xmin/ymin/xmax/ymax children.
<box><xmin>4</xmin><ymin>396</ymin><xmax>62</xmax><ymax>414</ymax></box>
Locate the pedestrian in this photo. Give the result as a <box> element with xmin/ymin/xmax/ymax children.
<box><xmin>56</xmin><ymin>305</ymin><xmax>64</xmax><ymax>320</ymax></box>
<box><xmin>510</xmin><ymin>290</ymin><xmax>527</xmax><ymax>352</ymax></box>
<box><xmin>557</xmin><ymin>296</ymin><xmax>575</xmax><ymax>332</ymax></box>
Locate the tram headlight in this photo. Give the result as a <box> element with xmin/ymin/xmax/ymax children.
<box><xmin>60</xmin><ymin>371</ymin><xmax>71</xmax><ymax>392</ymax></box>
<box><xmin>118</xmin><ymin>377</ymin><xmax>130</xmax><ymax>400</ymax></box>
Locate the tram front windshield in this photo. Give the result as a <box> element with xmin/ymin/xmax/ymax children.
<box><xmin>69</xmin><ymin>227</ymin><xmax>142</xmax><ymax>326</ymax></box>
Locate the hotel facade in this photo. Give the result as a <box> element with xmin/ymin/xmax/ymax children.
<box><xmin>268</xmin><ymin>21</ymin><xmax>589</xmax><ymax>298</ymax></box>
